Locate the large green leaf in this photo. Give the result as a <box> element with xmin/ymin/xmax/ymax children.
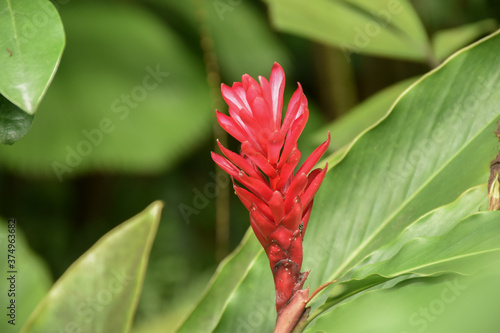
<box><xmin>0</xmin><ymin>2</ymin><xmax>211</xmax><ymax>178</ymax></box>
<box><xmin>265</xmin><ymin>0</ymin><xmax>431</xmax><ymax>61</ymax></box>
<box><xmin>319</xmin><ymin>186</ymin><xmax>496</xmax><ymax>310</ymax></box>
<box><xmin>20</xmin><ymin>201</ymin><xmax>163</xmax><ymax>333</ymax></box>
<box><xmin>0</xmin><ymin>0</ymin><xmax>65</xmax><ymax>114</ymax></box>
<box><xmin>0</xmin><ymin>218</ymin><xmax>52</xmax><ymax>333</ymax></box>
<box><xmin>313</xmin><ymin>77</ymin><xmax>417</xmax><ymax>151</ymax></box>
<box><xmin>343</xmin><ymin>185</ymin><xmax>487</xmax><ymax>272</ymax></box>
<box><xmin>202</xmin><ymin>0</ymin><xmax>291</xmax><ymax>81</ymax></box>
<box><xmin>180</xmin><ymin>30</ymin><xmax>500</xmax><ymax>332</ymax></box>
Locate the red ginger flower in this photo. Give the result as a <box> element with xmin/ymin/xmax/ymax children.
<box><xmin>211</xmin><ymin>63</ymin><xmax>330</xmax><ymax>314</ymax></box>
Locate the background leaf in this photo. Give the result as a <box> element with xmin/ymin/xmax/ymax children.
<box><xmin>265</xmin><ymin>0</ymin><xmax>431</xmax><ymax>62</ymax></box>
<box><xmin>20</xmin><ymin>201</ymin><xmax>163</xmax><ymax>333</ymax></box>
<box><xmin>0</xmin><ymin>0</ymin><xmax>65</xmax><ymax>114</ymax></box>
<box><xmin>432</xmin><ymin>18</ymin><xmax>497</xmax><ymax>62</ymax></box>
<box><xmin>306</xmin><ymin>31</ymin><xmax>500</xmax><ymax>289</ymax></box>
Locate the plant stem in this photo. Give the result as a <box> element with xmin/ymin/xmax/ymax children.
<box><xmin>306</xmin><ymin>279</ymin><xmax>338</xmax><ymax>304</ymax></box>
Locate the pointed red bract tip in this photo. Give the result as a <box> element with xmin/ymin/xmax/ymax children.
<box><xmin>212</xmin><ymin>63</ymin><xmax>330</xmax><ymax>316</ymax></box>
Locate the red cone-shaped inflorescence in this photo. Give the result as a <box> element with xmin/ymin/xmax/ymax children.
<box><xmin>211</xmin><ymin>63</ymin><xmax>330</xmax><ymax>313</ymax></box>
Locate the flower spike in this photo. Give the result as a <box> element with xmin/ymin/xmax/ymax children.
<box><xmin>211</xmin><ymin>63</ymin><xmax>330</xmax><ymax>316</ymax></box>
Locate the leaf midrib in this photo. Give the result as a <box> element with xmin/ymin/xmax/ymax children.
<box><xmin>326</xmin><ymin>45</ymin><xmax>499</xmax><ymax>282</ymax></box>
<box><xmin>177</xmin><ymin>231</ymin><xmax>266</xmax><ymax>332</ymax></box>
<box><xmin>330</xmin><ymin>115</ymin><xmax>496</xmax><ymax>282</ymax></box>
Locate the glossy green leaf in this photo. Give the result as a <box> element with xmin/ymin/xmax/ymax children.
<box><xmin>0</xmin><ymin>0</ymin><xmax>65</xmax><ymax>114</ymax></box>
<box><xmin>432</xmin><ymin>19</ymin><xmax>497</xmax><ymax>62</ymax></box>
<box><xmin>313</xmin><ymin>77</ymin><xmax>417</xmax><ymax>151</ymax></box>
<box><xmin>0</xmin><ymin>2</ymin><xmax>211</xmax><ymax>179</ymax></box>
<box><xmin>346</xmin><ymin>185</ymin><xmax>488</xmax><ymax>271</ymax></box>
<box><xmin>0</xmin><ymin>218</ymin><xmax>52</xmax><ymax>333</ymax></box>
<box><xmin>0</xmin><ymin>95</ymin><xmax>34</xmax><ymax>144</ymax></box>
<box><xmin>306</xmin><ymin>30</ymin><xmax>500</xmax><ymax>292</ymax></box>
<box><xmin>265</xmin><ymin>0</ymin><xmax>431</xmax><ymax>61</ymax></box>
<box><xmin>319</xmin><ymin>186</ymin><xmax>495</xmax><ymax>309</ymax></box>
<box><xmin>181</xmin><ymin>30</ymin><xmax>500</xmax><ymax>332</ymax></box>
<box><xmin>20</xmin><ymin>201</ymin><xmax>163</xmax><ymax>333</ymax></box>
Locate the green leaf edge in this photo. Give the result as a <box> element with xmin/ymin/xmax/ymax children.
<box><xmin>304</xmin><ymin>184</ymin><xmax>485</xmax><ymax>318</ymax></box>
<box><xmin>323</xmin><ymin>28</ymin><xmax>500</xmax><ymax>175</ymax></box>
<box><xmin>1</xmin><ymin>0</ymin><xmax>66</xmax><ymax>115</ymax></box>
<box><xmin>20</xmin><ymin>200</ymin><xmax>163</xmax><ymax>333</ymax></box>
<box><xmin>175</xmin><ymin>228</ymin><xmax>264</xmax><ymax>332</ymax></box>
<box><xmin>309</xmin><ymin>207</ymin><xmax>500</xmax><ymax>328</ymax></box>
<box><xmin>431</xmin><ymin>18</ymin><xmax>498</xmax><ymax>63</ymax></box>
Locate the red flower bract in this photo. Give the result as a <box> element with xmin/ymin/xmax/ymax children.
<box><xmin>211</xmin><ymin>62</ymin><xmax>330</xmax><ymax>313</ymax></box>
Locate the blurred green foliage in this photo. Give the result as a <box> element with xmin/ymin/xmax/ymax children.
<box><xmin>1</xmin><ymin>0</ymin><xmax>500</xmax><ymax>332</ymax></box>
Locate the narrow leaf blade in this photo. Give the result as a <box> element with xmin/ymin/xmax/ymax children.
<box><xmin>306</xmin><ymin>31</ymin><xmax>500</xmax><ymax>290</ymax></box>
